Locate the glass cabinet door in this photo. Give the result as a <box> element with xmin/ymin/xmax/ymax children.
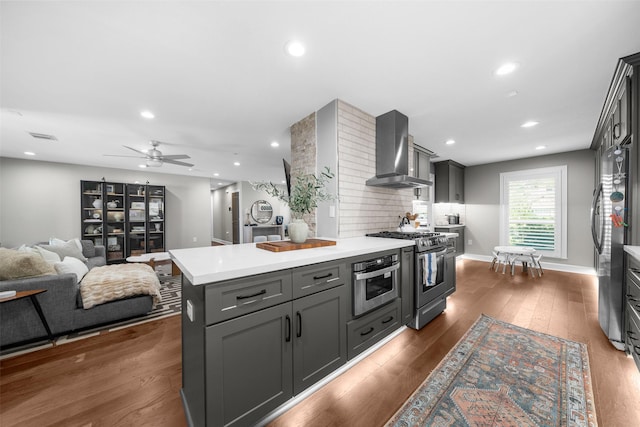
<box><xmin>147</xmin><ymin>185</ymin><xmax>165</xmax><ymax>253</ymax></box>
<box><xmin>105</xmin><ymin>182</ymin><xmax>126</xmax><ymax>262</ymax></box>
<box><xmin>81</xmin><ymin>181</ymin><xmax>105</xmax><ymax>247</ymax></box>
<box><xmin>127</xmin><ymin>184</ymin><xmax>147</xmax><ymax>256</ymax></box>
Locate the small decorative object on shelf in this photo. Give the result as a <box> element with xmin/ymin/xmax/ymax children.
<box><xmin>252</xmin><ymin>167</ymin><xmax>336</xmax><ymax>244</ymax></box>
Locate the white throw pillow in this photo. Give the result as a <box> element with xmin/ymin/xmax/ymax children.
<box><xmin>39</xmin><ymin>239</ymin><xmax>87</xmax><ymax>262</ymax></box>
<box><xmin>50</xmin><ymin>237</ymin><xmax>83</xmax><ymax>252</ymax></box>
<box><xmin>34</xmin><ymin>245</ymin><xmax>62</xmax><ymax>263</ymax></box>
<box><xmin>54</xmin><ymin>256</ymin><xmax>89</xmax><ymax>283</ymax></box>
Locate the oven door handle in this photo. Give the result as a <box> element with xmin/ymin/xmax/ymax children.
<box><xmin>418</xmin><ymin>248</ymin><xmax>448</xmax><ymax>260</ymax></box>
<box><xmin>354</xmin><ymin>262</ymin><xmax>400</xmax><ymax>281</ymax></box>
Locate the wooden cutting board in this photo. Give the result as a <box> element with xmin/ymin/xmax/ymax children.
<box><xmin>256</xmin><ymin>239</ymin><xmax>336</xmax><ymax>252</ymax></box>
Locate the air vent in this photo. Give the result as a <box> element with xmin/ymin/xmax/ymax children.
<box><xmin>28</xmin><ymin>132</ymin><xmax>58</xmax><ymax>141</ymax></box>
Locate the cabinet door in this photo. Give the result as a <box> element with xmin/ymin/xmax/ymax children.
<box><xmin>104</xmin><ymin>182</ymin><xmax>126</xmax><ymax>262</ymax></box>
<box><xmin>126</xmin><ymin>184</ymin><xmax>147</xmax><ymax>256</ymax></box>
<box><xmin>612</xmin><ymin>77</ymin><xmax>630</xmax><ymax>145</ymax></box>
<box><xmin>147</xmin><ymin>185</ymin><xmax>165</xmax><ymax>253</ymax></box>
<box><xmin>444</xmin><ymin>252</ymin><xmax>456</xmax><ymax>296</ymax></box>
<box><xmin>206</xmin><ymin>303</ymin><xmax>293</xmax><ymax>427</ymax></box>
<box><xmin>400</xmin><ymin>246</ymin><xmax>415</xmax><ymax>325</ymax></box>
<box><xmin>81</xmin><ymin>180</ymin><xmax>105</xmax><ymax>248</ymax></box>
<box><xmin>292</xmin><ymin>285</ymin><xmax>347</xmax><ymax>394</ymax></box>
<box><xmin>452</xmin><ymin>164</ymin><xmax>464</xmax><ymax>203</ymax></box>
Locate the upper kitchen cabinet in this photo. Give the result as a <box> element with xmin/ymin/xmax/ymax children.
<box><xmin>434</xmin><ymin>160</ymin><xmax>465</xmax><ymax>203</ymax></box>
<box><xmin>590</xmin><ymin>52</ymin><xmax>639</xmax><ymax>245</ymax></box>
<box><xmin>413</xmin><ymin>146</ymin><xmax>434</xmax><ymax>201</ymax></box>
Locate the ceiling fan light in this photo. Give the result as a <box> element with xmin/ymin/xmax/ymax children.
<box><xmin>147</xmin><ymin>158</ymin><xmax>163</xmax><ymax>167</ymax></box>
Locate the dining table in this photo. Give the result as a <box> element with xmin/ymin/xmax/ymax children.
<box><xmin>493</xmin><ymin>245</ymin><xmax>540</xmax><ymax>276</ymax></box>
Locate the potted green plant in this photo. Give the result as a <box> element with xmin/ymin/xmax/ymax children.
<box><xmin>253</xmin><ymin>167</ymin><xmax>336</xmax><ymax>243</ymax></box>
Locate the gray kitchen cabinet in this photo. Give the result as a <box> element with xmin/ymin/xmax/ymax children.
<box><xmin>444</xmin><ymin>246</ymin><xmax>456</xmax><ymax>297</ymax></box>
<box><xmin>434</xmin><ymin>226</ymin><xmax>465</xmax><ymax>254</ymax></box>
<box><xmin>181</xmin><ymin>252</ymin><xmax>404</xmax><ymax>426</ymax></box>
<box><xmin>412</xmin><ymin>146</ymin><xmax>434</xmax><ymax>201</ymax></box>
<box><xmin>434</xmin><ymin>160</ymin><xmax>465</xmax><ymax>203</ymax></box>
<box><xmin>195</xmin><ymin>260</ymin><xmax>348</xmax><ymax>427</ymax></box>
<box><xmin>625</xmin><ymin>253</ymin><xmax>640</xmax><ymax>373</ymax></box>
<box><xmin>292</xmin><ymin>284</ymin><xmax>347</xmax><ymax>394</ymax></box>
<box><xmin>346</xmin><ymin>298</ymin><xmax>401</xmax><ymax>359</ymax></box>
<box><xmin>205</xmin><ymin>303</ymin><xmax>293</xmax><ymax>427</ymax></box>
<box><xmin>400</xmin><ymin>246</ymin><xmax>415</xmax><ymax>325</ymax></box>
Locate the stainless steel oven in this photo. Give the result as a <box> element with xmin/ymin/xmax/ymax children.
<box><xmin>353</xmin><ymin>254</ymin><xmax>399</xmax><ymax>316</ymax></box>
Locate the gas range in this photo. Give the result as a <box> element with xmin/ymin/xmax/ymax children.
<box><xmin>366</xmin><ymin>231</ymin><xmax>449</xmax><ymax>252</ymax></box>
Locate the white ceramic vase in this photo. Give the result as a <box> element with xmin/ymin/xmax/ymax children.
<box><xmin>288</xmin><ymin>219</ymin><xmax>309</xmax><ymax>243</ymax></box>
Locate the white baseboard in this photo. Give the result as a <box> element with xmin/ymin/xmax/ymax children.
<box><xmin>460</xmin><ymin>253</ymin><xmax>596</xmax><ymax>276</ymax></box>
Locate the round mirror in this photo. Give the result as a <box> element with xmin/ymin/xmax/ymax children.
<box><xmin>251</xmin><ymin>200</ymin><xmax>273</xmax><ymax>224</ymax></box>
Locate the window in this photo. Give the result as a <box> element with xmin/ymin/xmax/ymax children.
<box><xmin>499</xmin><ymin>166</ymin><xmax>567</xmax><ymax>258</ymax></box>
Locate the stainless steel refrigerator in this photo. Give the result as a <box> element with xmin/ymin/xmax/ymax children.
<box><xmin>591</xmin><ymin>144</ymin><xmax>629</xmax><ymax>351</ymax></box>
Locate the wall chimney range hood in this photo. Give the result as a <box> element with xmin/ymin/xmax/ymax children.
<box><xmin>366</xmin><ymin>110</ymin><xmax>432</xmax><ymax>188</ymax></box>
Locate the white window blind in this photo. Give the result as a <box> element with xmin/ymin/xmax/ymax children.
<box><xmin>499</xmin><ymin>166</ymin><xmax>567</xmax><ymax>258</ymax></box>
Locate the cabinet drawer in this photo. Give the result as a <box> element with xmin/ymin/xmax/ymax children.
<box><xmin>205</xmin><ymin>271</ymin><xmax>292</xmax><ymax>325</ymax></box>
<box><xmin>347</xmin><ymin>298</ymin><xmax>401</xmax><ymax>360</ymax></box>
<box><xmin>626</xmin><ymin>301</ymin><xmax>640</xmax><ymax>371</ymax></box>
<box><xmin>292</xmin><ymin>261</ymin><xmax>346</xmax><ymax>299</ymax></box>
<box><xmin>628</xmin><ymin>268</ymin><xmax>640</xmax><ymax>302</ymax></box>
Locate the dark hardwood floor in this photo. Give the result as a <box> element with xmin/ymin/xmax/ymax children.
<box><xmin>1</xmin><ymin>259</ymin><xmax>639</xmax><ymax>426</ymax></box>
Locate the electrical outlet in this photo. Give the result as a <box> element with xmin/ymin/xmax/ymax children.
<box><xmin>468</xmin><ymin>239</ymin><xmax>473</xmax><ymax>245</ymax></box>
<box><xmin>193</xmin><ymin>237</ymin><xmax>198</xmax><ymax>242</ymax></box>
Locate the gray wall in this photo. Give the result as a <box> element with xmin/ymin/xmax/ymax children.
<box><xmin>464</xmin><ymin>149</ymin><xmax>595</xmax><ymax>267</ymax></box>
<box><xmin>0</xmin><ymin>157</ymin><xmax>212</xmax><ymax>249</ymax></box>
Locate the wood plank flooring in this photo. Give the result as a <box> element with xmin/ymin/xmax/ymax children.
<box><xmin>2</xmin><ymin>259</ymin><xmax>639</xmax><ymax>426</ymax></box>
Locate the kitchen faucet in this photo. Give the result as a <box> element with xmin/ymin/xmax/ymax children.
<box><xmin>398</xmin><ymin>216</ymin><xmax>410</xmax><ymax>228</ymax></box>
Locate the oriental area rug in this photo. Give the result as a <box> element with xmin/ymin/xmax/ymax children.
<box><xmin>386</xmin><ymin>314</ymin><xmax>597</xmax><ymax>427</ymax></box>
<box><xmin>0</xmin><ymin>275</ymin><xmax>181</xmax><ymax>359</ymax></box>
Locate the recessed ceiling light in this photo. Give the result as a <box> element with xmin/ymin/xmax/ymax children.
<box><xmin>138</xmin><ymin>164</ymin><xmax>147</xmax><ymax>168</ymax></box>
<box><xmin>445</xmin><ymin>139</ymin><xmax>456</xmax><ymax>145</ymax></box>
<box><xmin>495</xmin><ymin>62</ymin><xmax>519</xmax><ymax>76</ymax></box>
<box><xmin>24</xmin><ymin>151</ymin><xmax>35</xmax><ymax>156</ymax></box>
<box><xmin>271</xmin><ymin>141</ymin><xmax>280</xmax><ymax>148</ymax></box>
<box><xmin>285</xmin><ymin>40</ymin><xmax>305</xmax><ymax>57</ymax></box>
<box><xmin>218</xmin><ymin>182</ymin><xmax>223</xmax><ymax>186</ymax></box>
<box><xmin>507</xmin><ymin>90</ymin><xmax>519</xmax><ymax>98</ymax></box>
<box><xmin>521</xmin><ymin>121</ymin><xmax>539</xmax><ymax>128</ymax></box>
<box><xmin>281</xmin><ymin>180</ymin><xmax>286</xmax><ymax>184</ymax></box>
<box><xmin>233</xmin><ymin>161</ymin><xmax>240</xmax><ymax>166</ymax></box>
<box><xmin>535</xmin><ymin>145</ymin><xmax>546</xmax><ymax>150</ymax></box>
<box><xmin>213</xmin><ymin>173</ymin><xmax>220</xmax><ymax>177</ymax></box>
<box><xmin>140</xmin><ymin>110</ymin><xmax>155</xmax><ymax>119</ymax></box>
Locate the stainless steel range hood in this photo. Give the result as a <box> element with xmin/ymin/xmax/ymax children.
<box><xmin>366</xmin><ymin>110</ymin><xmax>432</xmax><ymax>188</ymax></box>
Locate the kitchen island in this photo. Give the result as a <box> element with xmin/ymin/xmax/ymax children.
<box><xmin>170</xmin><ymin>237</ymin><xmax>414</xmax><ymax>427</ymax></box>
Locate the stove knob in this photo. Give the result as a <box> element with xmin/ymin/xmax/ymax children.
<box><xmin>420</xmin><ymin>240</ymin><xmax>426</xmax><ymax>246</ymax></box>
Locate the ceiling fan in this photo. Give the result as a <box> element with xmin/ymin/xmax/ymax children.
<box><xmin>105</xmin><ymin>140</ymin><xmax>194</xmax><ymax>167</ymax></box>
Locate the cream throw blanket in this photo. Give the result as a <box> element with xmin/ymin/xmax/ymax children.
<box><xmin>80</xmin><ymin>263</ymin><xmax>162</xmax><ymax>309</ymax></box>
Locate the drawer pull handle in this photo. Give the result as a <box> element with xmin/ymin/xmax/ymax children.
<box><xmin>236</xmin><ymin>289</ymin><xmax>267</xmax><ymax>300</ymax></box>
<box><xmin>360</xmin><ymin>327</ymin><xmax>374</xmax><ymax>336</ymax></box>
<box><xmin>285</xmin><ymin>315</ymin><xmax>291</xmax><ymax>342</ymax></box>
<box><xmin>313</xmin><ymin>273</ymin><xmax>333</xmax><ymax>280</ymax></box>
<box><xmin>296</xmin><ymin>311</ymin><xmax>302</xmax><ymax>338</ymax></box>
<box><xmin>382</xmin><ymin>316</ymin><xmax>394</xmax><ymax>324</ymax></box>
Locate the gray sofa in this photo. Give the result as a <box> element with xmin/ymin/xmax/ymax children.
<box><xmin>0</xmin><ymin>241</ymin><xmax>153</xmax><ymax>348</ymax></box>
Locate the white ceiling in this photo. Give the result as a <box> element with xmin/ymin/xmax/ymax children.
<box><xmin>2</xmin><ymin>1</ymin><xmax>640</xmax><ymax>187</ymax></box>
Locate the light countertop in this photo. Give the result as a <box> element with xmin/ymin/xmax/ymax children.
<box><xmin>170</xmin><ymin>236</ymin><xmax>414</xmax><ymax>285</ymax></box>
<box><xmin>624</xmin><ymin>245</ymin><xmax>640</xmax><ymax>260</ymax></box>
<box><xmin>438</xmin><ymin>232</ymin><xmax>459</xmax><ymax>238</ymax></box>
<box><xmin>433</xmin><ymin>224</ymin><xmax>465</xmax><ymax>228</ymax></box>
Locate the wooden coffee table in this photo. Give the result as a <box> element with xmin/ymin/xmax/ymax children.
<box><xmin>0</xmin><ymin>289</ymin><xmax>54</xmax><ymax>342</ymax></box>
